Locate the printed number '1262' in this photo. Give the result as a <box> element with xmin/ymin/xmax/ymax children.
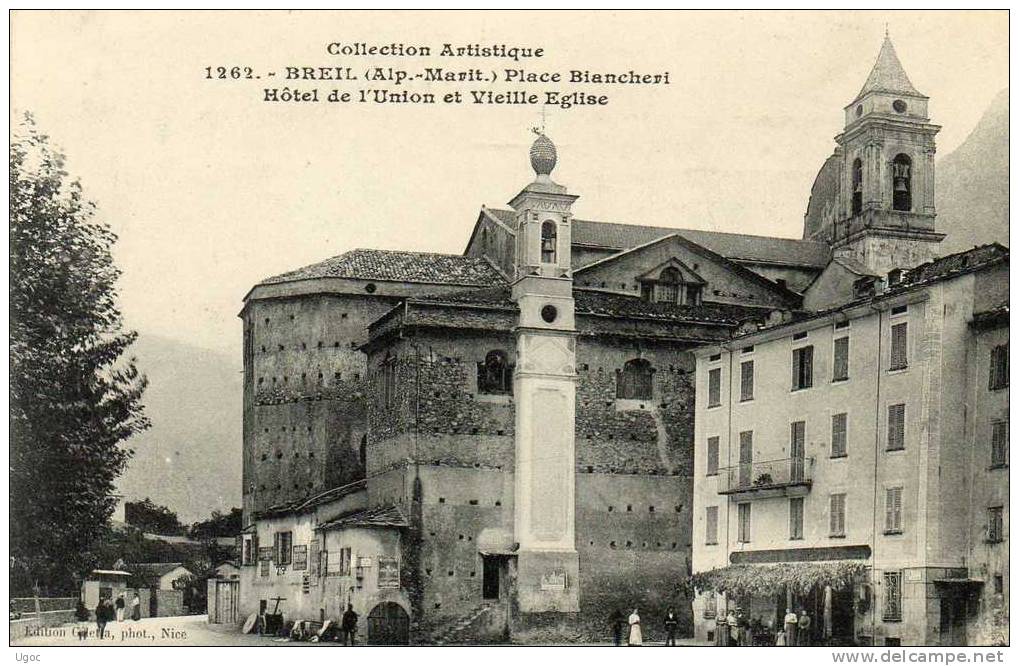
<box><xmin>205</xmin><ymin>66</ymin><xmax>255</xmax><ymax>79</ymax></box>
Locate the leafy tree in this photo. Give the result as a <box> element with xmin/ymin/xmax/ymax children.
<box><xmin>10</xmin><ymin>115</ymin><xmax>149</xmax><ymax>594</ymax></box>
<box><xmin>189</xmin><ymin>507</ymin><xmax>243</xmax><ymax>540</ymax></box>
<box><xmin>125</xmin><ymin>497</ymin><xmax>185</xmax><ymax>535</ymax></box>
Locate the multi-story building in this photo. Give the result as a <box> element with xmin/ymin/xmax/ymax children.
<box><xmin>689</xmin><ymin>34</ymin><xmax>1009</xmax><ymax>647</ymax></box>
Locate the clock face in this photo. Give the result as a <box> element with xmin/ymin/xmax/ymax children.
<box><xmin>540</xmin><ymin>305</ymin><xmax>558</xmax><ymax>323</ymax></box>
<box><xmin>892</xmin><ymin>100</ymin><xmax>907</xmax><ymax>113</ymax></box>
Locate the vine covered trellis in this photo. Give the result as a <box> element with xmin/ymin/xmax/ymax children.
<box><xmin>689</xmin><ymin>561</ymin><xmax>869</xmax><ymax>598</ymax></box>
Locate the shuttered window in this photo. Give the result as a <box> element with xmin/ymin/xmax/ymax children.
<box><xmin>792</xmin><ymin>345</ymin><xmax>814</xmax><ymax>390</ymax></box>
<box><xmin>708</xmin><ymin>368</ymin><xmax>721</xmax><ymax>407</ymax></box>
<box><xmin>887</xmin><ymin>404</ymin><xmax>906</xmax><ymax>451</ymax></box>
<box><xmin>274</xmin><ymin>531</ymin><xmax>293</xmax><ymax>565</ymax></box>
<box><xmin>740</xmin><ymin>360</ymin><xmax>754</xmax><ymax>401</ymax></box>
<box><xmin>991</xmin><ymin>420</ymin><xmax>1008</xmax><ymax>467</ymax></box>
<box><xmin>830</xmin><ymin>493</ymin><xmax>846</xmax><ymax>537</ymax></box>
<box><xmin>705</xmin><ymin>506</ymin><xmax>719</xmax><ymax>545</ymax></box>
<box><xmin>990</xmin><ymin>345</ymin><xmax>1009</xmax><ymax>390</ymax></box>
<box><xmin>706</xmin><ymin>436</ymin><xmax>720</xmax><ymax>476</ymax></box>
<box><xmin>737</xmin><ymin>503</ymin><xmax>751</xmax><ymax>543</ymax></box>
<box><xmin>890</xmin><ymin>323</ymin><xmax>908</xmax><ymax>371</ymax></box>
<box><xmin>833</xmin><ymin>336</ymin><xmax>850</xmax><ymax>381</ymax></box>
<box><xmin>987</xmin><ymin>506</ymin><xmax>1004</xmax><ymax>543</ymax></box>
<box><xmin>831</xmin><ymin>413</ymin><xmax>848</xmax><ymax>457</ymax></box>
<box><xmin>885</xmin><ymin>487</ymin><xmax>903</xmax><ymax>533</ymax></box>
<box><xmin>789</xmin><ymin>497</ymin><xmax>804</xmax><ymax>540</ymax></box>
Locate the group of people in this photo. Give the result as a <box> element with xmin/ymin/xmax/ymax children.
<box><xmin>609</xmin><ymin>607</ymin><xmax>681</xmax><ymax>646</ymax></box>
<box><xmin>76</xmin><ymin>592</ymin><xmax>141</xmax><ymax>640</ymax></box>
<box><xmin>714</xmin><ymin>607</ymin><xmax>813</xmax><ymax>647</ymax></box>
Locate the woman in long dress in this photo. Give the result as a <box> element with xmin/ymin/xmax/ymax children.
<box><xmin>627</xmin><ymin>608</ymin><xmax>642</xmax><ymax>646</ymax></box>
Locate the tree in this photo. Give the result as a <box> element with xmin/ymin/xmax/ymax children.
<box><xmin>10</xmin><ymin>114</ymin><xmax>149</xmax><ymax>594</ymax></box>
<box><xmin>189</xmin><ymin>507</ymin><xmax>243</xmax><ymax>540</ymax></box>
<box><xmin>124</xmin><ymin>498</ymin><xmax>185</xmax><ymax>535</ymax></box>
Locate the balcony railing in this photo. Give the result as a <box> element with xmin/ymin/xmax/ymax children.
<box><xmin>717</xmin><ymin>457</ymin><xmax>814</xmax><ymax>496</ymax></box>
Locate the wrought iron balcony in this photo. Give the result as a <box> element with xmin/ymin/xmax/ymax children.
<box><xmin>717</xmin><ymin>457</ymin><xmax>814</xmax><ymax>497</ymax></box>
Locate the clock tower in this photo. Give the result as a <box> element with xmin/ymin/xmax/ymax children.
<box><xmin>833</xmin><ymin>34</ymin><xmax>944</xmax><ymax>274</ymax></box>
<box><xmin>510</xmin><ymin>132</ymin><xmax>581</xmax><ymax>613</ymax></box>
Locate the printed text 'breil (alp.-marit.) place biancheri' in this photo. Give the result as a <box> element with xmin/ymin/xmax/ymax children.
<box><xmin>203</xmin><ymin>41</ymin><xmax>671</xmax><ymax>109</ymax></box>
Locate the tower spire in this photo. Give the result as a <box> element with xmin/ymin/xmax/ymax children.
<box><xmin>854</xmin><ymin>33</ymin><xmax>923</xmax><ymax>101</ymax></box>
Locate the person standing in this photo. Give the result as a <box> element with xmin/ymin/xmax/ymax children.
<box><xmin>609</xmin><ymin>609</ymin><xmax>625</xmax><ymax>646</ymax></box>
<box><xmin>797</xmin><ymin>609</ymin><xmax>812</xmax><ymax>646</ymax></box>
<box><xmin>95</xmin><ymin>599</ymin><xmax>108</xmax><ymax>639</ymax></box>
<box><xmin>663</xmin><ymin>607</ymin><xmax>678</xmax><ymax>646</ymax></box>
<box><xmin>341</xmin><ymin>603</ymin><xmax>358</xmax><ymax>646</ymax></box>
<box><xmin>783</xmin><ymin>608</ymin><xmax>798</xmax><ymax>647</ymax></box>
<box><xmin>131</xmin><ymin>592</ymin><xmax>141</xmax><ymax>621</ymax></box>
<box><xmin>115</xmin><ymin>593</ymin><xmax>126</xmax><ymax>622</ymax></box>
<box><xmin>627</xmin><ymin>608</ymin><xmax>642</xmax><ymax>646</ymax></box>
<box><xmin>726</xmin><ymin>609</ymin><xmax>738</xmax><ymax>646</ymax></box>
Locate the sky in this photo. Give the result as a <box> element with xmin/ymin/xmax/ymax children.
<box><xmin>10</xmin><ymin>10</ymin><xmax>1008</xmax><ymax>360</ymax></box>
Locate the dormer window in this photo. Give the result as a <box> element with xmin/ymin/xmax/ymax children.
<box><xmin>640</xmin><ymin>263</ymin><xmax>703</xmax><ymax>306</ymax></box>
<box><xmin>656</xmin><ymin>267</ymin><xmax>680</xmax><ymax>303</ymax></box>
<box><xmin>540</xmin><ymin>221</ymin><xmax>557</xmax><ymax>264</ymax></box>
<box><xmin>892</xmin><ymin>154</ymin><xmax>912</xmax><ymax>211</ymax></box>
<box><xmin>887</xmin><ymin>268</ymin><xmax>904</xmax><ymax>286</ymax></box>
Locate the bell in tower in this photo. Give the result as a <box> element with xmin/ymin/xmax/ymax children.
<box><xmin>831</xmin><ymin>33</ymin><xmax>944</xmax><ymax>275</ymax></box>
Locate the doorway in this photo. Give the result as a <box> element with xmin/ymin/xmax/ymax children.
<box><xmin>482</xmin><ymin>556</ymin><xmax>500</xmax><ymax>600</ymax></box>
<box><xmin>367</xmin><ymin>602</ymin><xmax>410</xmax><ymax>645</ymax></box>
<box><xmin>939</xmin><ymin>594</ymin><xmax>967</xmax><ymax>646</ymax></box>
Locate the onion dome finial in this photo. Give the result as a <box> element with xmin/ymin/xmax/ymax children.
<box><xmin>529</xmin><ymin>130</ymin><xmax>557</xmax><ymax>177</ymax></box>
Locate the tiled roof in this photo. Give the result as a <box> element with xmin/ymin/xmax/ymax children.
<box><xmin>487</xmin><ymin>209</ymin><xmax>829</xmax><ymax>267</ymax></box>
<box><xmin>574</xmin><ymin>290</ymin><xmax>772</xmax><ymax>325</ymax></box>
<box><xmin>317</xmin><ymin>505</ymin><xmax>408</xmax><ymax>531</ymax></box>
<box><xmin>254</xmin><ymin>479</ymin><xmax>367</xmax><ymax>520</ymax></box>
<box><xmin>260</xmin><ymin>249</ymin><xmax>506</xmax><ymax>287</ymax></box>
<box><xmin>900</xmin><ymin>243</ymin><xmax>1008</xmax><ymax>288</ymax></box>
<box><xmin>407</xmin><ymin>286</ymin><xmax>769</xmax><ymax>326</ymax></box>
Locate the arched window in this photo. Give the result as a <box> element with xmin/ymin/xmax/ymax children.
<box><xmin>851</xmin><ymin>158</ymin><xmax>863</xmax><ymax>216</ymax></box>
<box><xmin>656</xmin><ymin>267</ymin><xmax>680</xmax><ymax>303</ymax></box>
<box><xmin>540</xmin><ymin>221</ymin><xmax>557</xmax><ymax>264</ymax></box>
<box><xmin>892</xmin><ymin>154</ymin><xmax>911</xmax><ymax>212</ymax></box>
<box><xmin>477</xmin><ymin>350</ymin><xmax>513</xmax><ymax>395</ymax></box>
<box><xmin>616</xmin><ymin>358</ymin><xmax>654</xmax><ymax>400</ymax></box>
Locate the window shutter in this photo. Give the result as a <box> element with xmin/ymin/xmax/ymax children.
<box><xmin>885</xmin><ymin>489</ymin><xmax>894</xmax><ymax>531</ymax></box>
<box><xmin>707</xmin><ymin>437</ymin><xmax>719</xmax><ymax>475</ymax></box>
<box><xmin>792</xmin><ymin>348</ymin><xmax>801</xmax><ymax>389</ymax></box>
<box><xmin>740</xmin><ymin>361</ymin><xmax>754</xmax><ymax>401</ymax></box>
<box><xmin>890</xmin><ymin>323</ymin><xmax>908</xmax><ymax>370</ymax></box>
<box><xmin>833</xmin><ymin>337</ymin><xmax>849</xmax><ymax>380</ymax></box>
<box><xmin>803</xmin><ymin>346</ymin><xmax>813</xmax><ymax>387</ymax></box>
<box><xmin>830</xmin><ymin>496</ymin><xmax>838</xmax><ymax>535</ymax></box>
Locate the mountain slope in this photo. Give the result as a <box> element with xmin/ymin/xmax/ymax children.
<box><xmin>936</xmin><ymin>88</ymin><xmax>1009</xmax><ymax>254</ymax></box>
<box><xmin>116</xmin><ymin>334</ymin><xmax>242</xmax><ymax>523</ymax></box>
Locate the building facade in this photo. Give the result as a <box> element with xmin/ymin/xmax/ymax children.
<box><xmin>238</xmin><ymin>133</ymin><xmax>828</xmax><ymax>640</ymax></box>
<box><xmin>690</xmin><ymin>36</ymin><xmax>1009</xmax><ymax>647</ymax></box>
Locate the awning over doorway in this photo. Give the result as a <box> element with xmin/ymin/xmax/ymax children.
<box><xmin>690</xmin><ymin>561</ymin><xmax>868</xmax><ymax>598</ymax></box>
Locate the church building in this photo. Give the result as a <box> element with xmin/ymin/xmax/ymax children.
<box><xmin>235</xmin><ymin>36</ymin><xmax>1006</xmax><ymax>645</ymax></box>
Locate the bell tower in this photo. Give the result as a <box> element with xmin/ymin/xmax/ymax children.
<box><xmin>833</xmin><ymin>34</ymin><xmax>944</xmax><ymax>275</ymax></box>
<box><xmin>509</xmin><ymin>131</ymin><xmax>580</xmax><ymax>613</ymax></box>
